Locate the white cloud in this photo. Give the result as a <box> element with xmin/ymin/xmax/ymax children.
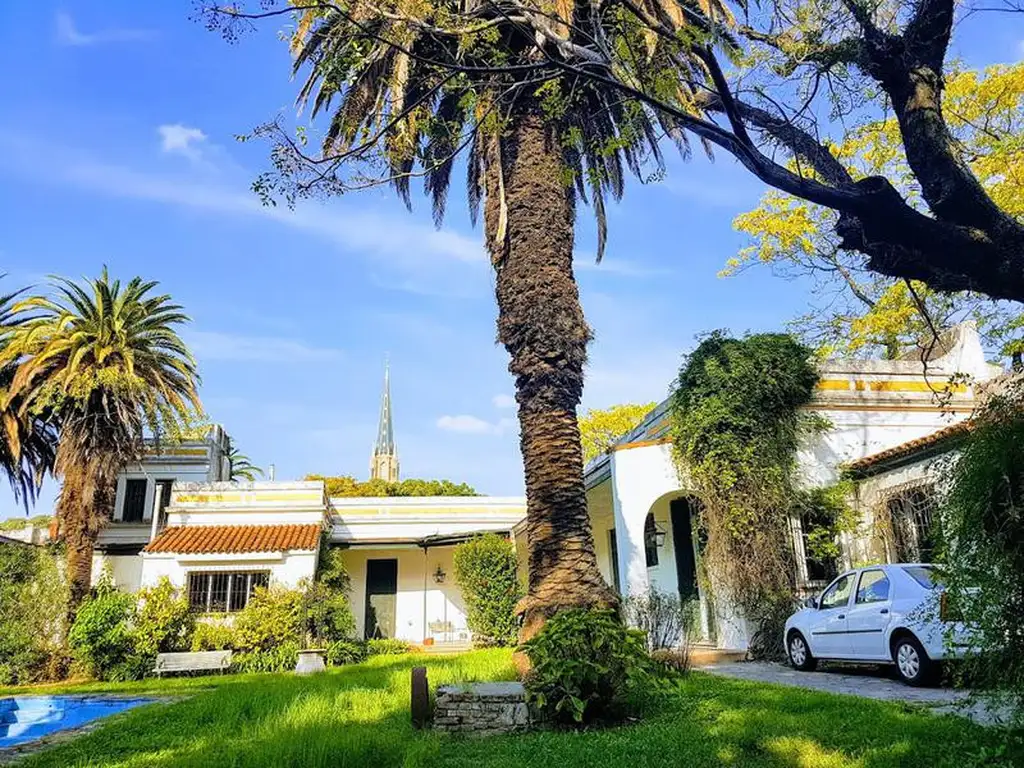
<box><xmin>186</xmin><ymin>330</ymin><xmax>343</xmax><ymax>364</ymax></box>
<box><xmin>436</xmin><ymin>414</ymin><xmax>516</xmax><ymax>436</ymax></box>
<box><xmin>492</xmin><ymin>394</ymin><xmax>516</xmax><ymax>409</ymax></box>
<box><xmin>158</xmin><ymin>124</ymin><xmax>208</xmax><ymax>162</ymax></box>
<box><xmin>55</xmin><ymin>12</ymin><xmax>155</xmax><ymax>47</ymax></box>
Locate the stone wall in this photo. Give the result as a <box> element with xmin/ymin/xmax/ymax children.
<box><xmin>433</xmin><ymin>682</ymin><xmax>532</xmax><ymax>736</ymax></box>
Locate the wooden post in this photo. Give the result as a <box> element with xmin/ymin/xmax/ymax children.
<box><xmin>411</xmin><ymin>666</ymin><xmax>430</xmax><ymax>729</ymax></box>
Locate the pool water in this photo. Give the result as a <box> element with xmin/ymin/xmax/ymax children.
<box><xmin>0</xmin><ymin>695</ymin><xmax>152</xmax><ymax>748</ymax></box>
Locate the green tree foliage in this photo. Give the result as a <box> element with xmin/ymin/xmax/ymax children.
<box><xmin>728</xmin><ymin>64</ymin><xmax>1024</xmax><ymax>362</ymax></box>
<box><xmin>0</xmin><ymin>281</ymin><xmax>56</xmax><ymax>508</ymax></box>
<box><xmin>942</xmin><ymin>380</ymin><xmax>1024</xmax><ymax>720</ymax></box>
<box><xmin>306</xmin><ymin>546</ymin><xmax>356</xmax><ymax>644</ymax></box>
<box><xmin>1</xmin><ymin>269</ymin><xmax>201</xmax><ymax>614</ymax></box>
<box><xmin>579</xmin><ymin>403</ymin><xmax>657</xmax><ymax>464</ymax></box>
<box><xmin>67</xmin><ymin>578</ymin><xmax>137</xmax><ymax>680</ymax></box>
<box><xmin>227</xmin><ymin>439</ymin><xmax>264</xmax><ymax>482</ymax></box>
<box><xmin>0</xmin><ymin>544</ymin><xmax>67</xmax><ymax>684</ymax></box>
<box><xmin>522</xmin><ymin>608</ymin><xmax>657</xmax><ymax>726</ymax></box>
<box><xmin>306</xmin><ymin>475</ymin><xmax>477</xmax><ymax>498</ymax></box>
<box><xmin>452</xmin><ymin>534</ymin><xmax>523</xmax><ymax>646</ymax></box>
<box><xmin>670</xmin><ymin>332</ymin><xmax>820</xmax><ymax>658</ymax></box>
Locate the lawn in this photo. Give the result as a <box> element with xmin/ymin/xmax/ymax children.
<box><xmin>3</xmin><ymin>650</ymin><xmax>1019</xmax><ymax>768</ymax></box>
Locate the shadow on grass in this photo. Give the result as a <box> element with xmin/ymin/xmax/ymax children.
<box><xmin>14</xmin><ymin>653</ymin><xmax>1020</xmax><ymax>768</ymax></box>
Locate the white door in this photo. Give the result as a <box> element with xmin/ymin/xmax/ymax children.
<box><xmin>845</xmin><ymin>568</ymin><xmax>892</xmax><ymax>660</ymax></box>
<box><xmin>808</xmin><ymin>572</ymin><xmax>855</xmax><ymax>658</ymax></box>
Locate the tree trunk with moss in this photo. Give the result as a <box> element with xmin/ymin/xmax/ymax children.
<box><xmin>483</xmin><ymin>97</ymin><xmax>617</xmax><ymax>643</ymax></box>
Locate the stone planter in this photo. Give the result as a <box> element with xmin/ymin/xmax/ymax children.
<box><xmin>294</xmin><ymin>649</ymin><xmax>327</xmax><ymax>675</ymax></box>
<box><xmin>433</xmin><ymin>682</ymin><xmax>533</xmax><ymax>736</ymax></box>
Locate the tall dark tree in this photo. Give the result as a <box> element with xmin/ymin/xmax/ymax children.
<box><xmin>203</xmin><ymin>0</ymin><xmax>735</xmax><ymax>636</ymax></box>
<box><xmin>2</xmin><ymin>270</ymin><xmax>201</xmax><ymax>615</ymax></box>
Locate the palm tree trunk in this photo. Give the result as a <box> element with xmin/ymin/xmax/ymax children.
<box><xmin>59</xmin><ymin>462</ymin><xmax>115</xmax><ymax>623</ymax></box>
<box><xmin>60</xmin><ymin>483</ymin><xmax>97</xmax><ymax>621</ymax></box>
<box><xmin>484</xmin><ymin>97</ymin><xmax>617</xmax><ymax>642</ymax></box>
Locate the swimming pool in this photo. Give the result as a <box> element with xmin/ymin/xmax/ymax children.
<box><xmin>0</xmin><ymin>695</ymin><xmax>152</xmax><ymax>748</ymax></box>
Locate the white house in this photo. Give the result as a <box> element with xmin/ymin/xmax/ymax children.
<box><xmin>578</xmin><ymin>323</ymin><xmax>1002</xmax><ymax>651</ymax></box>
<box><xmin>87</xmin><ymin>366</ymin><xmax>527</xmax><ymax>647</ymax></box>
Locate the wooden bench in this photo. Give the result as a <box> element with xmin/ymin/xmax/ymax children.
<box><xmin>153</xmin><ymin>650</ymin><xmax>233</xmax><ymax>677</ymax></box>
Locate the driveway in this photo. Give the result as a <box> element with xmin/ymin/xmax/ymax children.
<box><xmin>702</xmin><ymin>661</ymin><xmax>1009</xmax><ymax>727</ymax></box>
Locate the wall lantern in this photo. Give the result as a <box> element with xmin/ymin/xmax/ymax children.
<box><xmin>433</xmin><ymin>565</ymin><xmax>447</xmax><ymax>584</ymax></box>
<box><xmin>645</xmin><ymin>514</ymin><xmax>668</xmax><ymax>549</ymax></box>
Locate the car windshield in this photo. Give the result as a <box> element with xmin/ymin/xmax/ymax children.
<box><xmin>902</xmin><ymin>565</ymin><xmax>943</xmax><ymax>589</ymax></box>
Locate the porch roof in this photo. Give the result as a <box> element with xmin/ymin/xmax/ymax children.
<box><xmin>142</xmin><ymin>523</ymin><xmax>321</xmax><ymax>555</ymax></box>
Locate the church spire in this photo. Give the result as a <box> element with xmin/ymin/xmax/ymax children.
<box><xmin>370</xmin><ymin>358</ymin><xmax>399</xmax><ymax>482</ymax></box>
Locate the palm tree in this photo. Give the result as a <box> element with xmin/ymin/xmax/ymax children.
<box><xmin>216</xmin><ymin>0</ymin><xmax>735</xmax><ymax>637</ymax></box>
<box><xmin>227</xmin><ymin>441</ymin><xmax>264</xmax><ymax>482</ymax></box>
<box><xmin>0</xmin><ymin>281</ymin><xmax>57</xmax><ymax>508</ymax></box>
<box><xmin>2</xmin><ymin>269</ymin><xmax>200</xmax><ymax>615</ymax></box>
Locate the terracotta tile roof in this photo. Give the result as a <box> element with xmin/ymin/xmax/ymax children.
<box><xmin>143</xmin><ymin>524</ymin><xmax>321</xmax><ymax>555</ymax></box>
<box><xmin>845</xmin><ymin>421</ymin><xmax>971</xmax><ymax>474</ymax></box>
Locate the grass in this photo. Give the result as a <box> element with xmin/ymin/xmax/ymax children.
<box><xmin>3</xmin><ymin>650</ymin><xmax>1020</xmax><ymax>768</ymax></box>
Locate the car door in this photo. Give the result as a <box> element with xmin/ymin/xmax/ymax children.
<box><xmin>807</xmin><ymin>572</ymin><xmax>855</xmax><ymax>658</ymax></box>
<box><xmin>845</xmin><ymin>568</ymin><xmax>892</xmax><ymax>660</ymax></box>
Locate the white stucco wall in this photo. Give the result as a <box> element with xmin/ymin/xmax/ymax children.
<box><xmin>92</xmin><ymin>553</ymin><xmax>145</xmax><ymax>592</ymax></box>
<box><xmin>341</xmin><ymin>545</ymin><xmax>470</xmax><ymax>644</ymax></box>
<box><xmin>138</xmin><ymin>550</ymin><xmax>318</xmax><ymax>591</ymax></box>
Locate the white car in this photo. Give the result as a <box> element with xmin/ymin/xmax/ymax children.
<box><xmin>784</xmin><ymin>564</ymin><xmax>968</xmax><ymax>686</ymax></box>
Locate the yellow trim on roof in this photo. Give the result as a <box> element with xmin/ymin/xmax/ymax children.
<box><xmin>817</xmin><ymin>379</ymin><xmax>969</xmax><ymax>394</ymax></box>
<box><xmin>143</xmin><ymin>448</ymin><xmax>209</xmax><ymax>457</ymax></box>
<box><xmin>175</xmin><ymin>492</ymin><xmax>324</xmax><ymax>504</ymax></box>
<box><xmin>816</xmin><ymin>380</ymin><xmax>852</xmax><ymax>390</ymax></box>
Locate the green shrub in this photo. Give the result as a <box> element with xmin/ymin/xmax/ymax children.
<box><xmin>134</xmin><ymin>578</ymin><xmax>194</xmax><ymax>658</ymax></box>
<box><xmin>522</xmin><ymin>608</ymin><xmax>657</xmax><ymax>726</ymax></box>
<box><xmin>326</xmin><ymin>639</ymin><xmax>368</xmax><ymax>666</ymax></box>
<box><xmin>305</xmin><ymin>547</ymin><xmax>356</xmax><ymax>644</ymax></box>
<box><xmin>232</xmin><ymin>640</ymin><xmax>301</xmax><ymax>674</ymax></box>
<box><xmin>233</xmin><ymin>586</ymin><xmax>304</xmax><ymax>652</ymax></box>
<box><xmin>68</xmin><ymin>578</ymin><xmax>136</xmax><ymax>680</ymax></box>
<box><xmin>942</xmin><ymin>381</ymin><xmax>1024</xmax><ymax>721</ymax></box>
<box><xmin>191</xmin><ymin>621</ymin><xmax>237</xmax><ymax>651</ymax></box>
<box><xmin>366</xmin><ymin>638</ymin><xmax>412</xmax><ymax>656</ymax></box>
<box><xmin>0</xmin><ymin>545</ymin><xmax>67</xmax><ymax>684</ymax></box>
<box><xmin>452</xmin><ymin>534</ymin><xmax>523</xmax><ymax>646</ymax></box>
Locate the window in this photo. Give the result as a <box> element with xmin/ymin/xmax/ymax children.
<box><xmin>886</xmin><ymin>485</ymin><xmax>939</xmax><ymax>562</ymax></box>
<box><xmin>643</xmin><ymin>514</ymin><xmax>659</xmax><ymax>568</ymax></box>
<box><xmin>819</xmin><ymin>573</ymin><xmax>854</xmax><ymax>610</ymax></box>
<box><xmin>122</xmin><ymin>479</ymin><xmax>148</xmax><ymax>523</ymax></box>
<box><xmin>855</xmin><ymin>570</ymin><xmax>890</xmax><ymax>604</ymax></box>
<box><xmin>903</xmin><ymin>565</ymin><xmax>943</xmax><ymax>589</ymax></box>
<box><xmin>799</xmin><ymin>511</ymin><xmax>839</xmax><ymax>583</ymax></box>
<box><xmin>608</xmin><ymin>530</ymin><xmax>621</xmax><ymax>594</ymax></box>
<box><xmin>186</xmin><ymin>571</ymin><xmax>270</xmax><ymax>613</ymax></box>
<box><xmin>154</xmin><ymin>480</ymin><xmax>174</xmax><ymax>527</ymax></box>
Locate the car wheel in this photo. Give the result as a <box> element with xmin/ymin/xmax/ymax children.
<box><xmin>788</xmin><ymin>631</ymin><xmax>818</xmax><ymax>672</ymax></box>
<box><xmin>893</xmin><ymin>635</ymin><xmax>935</xmax><ymax>686</ymax></box>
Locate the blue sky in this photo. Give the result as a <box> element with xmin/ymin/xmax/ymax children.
<box><xmin>0</xmin><ymin>4</ymin><xmax>1020</xmax><ymax>518</ymax></box>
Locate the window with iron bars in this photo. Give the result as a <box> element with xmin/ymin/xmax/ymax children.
<box><xmin>885</xmin><ymin>485</ymin><xmax>939</xmax><ymax>563</ymax></box>
<box><xmin>186</xmin><ymin>571</ymin><xmax>270</xmax><ymax>613</ymax></box>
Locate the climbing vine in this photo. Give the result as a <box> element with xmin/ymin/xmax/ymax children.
<box><xmin>669</xmin><ymin>331</ymin><xmax>820</xmax><ymax>658</ymax></box>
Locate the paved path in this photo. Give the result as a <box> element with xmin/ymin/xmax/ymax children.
<box><xmin>703</xmin><ymin>661</ymin><xmax>1009</xmax><ymax>727</ymax></box>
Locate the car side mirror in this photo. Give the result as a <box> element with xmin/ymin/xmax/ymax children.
<box><xmin>805</xmin><ymin>597</ymin><xmax>819</xmax><ymax>610</ymax></box>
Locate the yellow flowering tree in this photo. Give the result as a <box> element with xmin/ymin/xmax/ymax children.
<box><xmin>579</xmin><ymin>403</ymin><xmax>656</xmax><ymax>464</ymax></box>
<box><xmin>727</xmin><ymin>64</ymin><xmax>1024</xmax><ymax>361</ymax></box>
